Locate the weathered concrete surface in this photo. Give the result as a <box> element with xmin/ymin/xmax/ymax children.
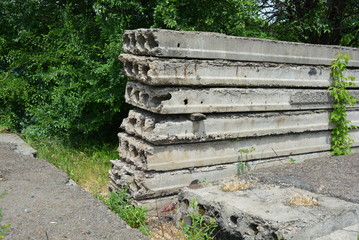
<box><xmin>315</xmin><ymin>224</ymin><xmax>359</xmax><ymax>240</ymax></box>
<box><xmin>117</xmin><ymin>131</ymin><xmax>359</xmax><ymax>171</ymax></box>
<box><xmin>176</xmin><ymin>152</ymin><xmax>359</xmax><ymax>240</ymax></box>
<box><xmin>121</xmin><ymin>108</ymin><xmax>359</xmax><ymax>144</ymax></box>
<box><xmin>108</xmin><ymin>150</ymin><xmax>359</xmax><ymax>200</ymax></box>
<box><xmin>0</xmin><ymin>134</ymin><xmax>148</xmax><ymax>240</ymax></box>
<box><xmin>125</xmin><ymin>81</ymin><xmax>359</xmax><ymax>114</ymax></box>
<box><xmin>123</xmin><ymin>29</ymin><xmax>359</xmax><ymax>66</ymax></box>
<box><xmin>0</xmin><ymin>134</ymin><xmax>36</xmax><ymax>157</ymax></box>
<box><xmin>177</xmin><ymin>184</ymin><xmax>359</xmax><ymax>240</ymax></box>
<box><xmin>244</xmin><ymin>152</ymin><xmax>359</xmax><ymax>204</ymax></box>
<box><xmin>119</xmin><ymin>54</ymin><xmax>359</xmax><ymax>87</ymax></box>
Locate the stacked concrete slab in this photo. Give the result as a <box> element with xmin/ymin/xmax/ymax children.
<box><xmin>109</xmin><ymin>28</ymin><xmax>359</xmax><ymax>208</ymax></box>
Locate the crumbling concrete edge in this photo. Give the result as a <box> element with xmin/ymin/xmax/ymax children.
<box><xmin>0</xmin><ymin>133</ymin><xmax>37</xmax><ymax>157</ymax></box>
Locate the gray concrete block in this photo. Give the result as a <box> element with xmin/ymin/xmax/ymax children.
<box><xmin>125</xmin><ymin>81</ymin><xmax>359</xmax><ymax>114</ymax></box>
<box><xmin>117</xmin><ymin>131</ymin><xmax>359</xmax><ymax>171</ymax></box>
<box><xmin>119</xmin><ymin>54</ymin><xmax>359</xmax><ymax>87</ymax></box>
<box><xmin>121</xmin><ymin>108</ymin><xmax>359</xmax><ymax>144</ymax></box>
<box><xmin>109</xmin><ymin>151</ymin><xmax>339</xmax><ymax>200</ymax></box>
<box><xmin>177</xmin><ymin>184</ymin><xmax>359</xmax><ymax>239</ymax></box>
<box><xmin>123</xmin><ymin>29</ymin><xmax>359</xmax><ymax>66</ymax></box>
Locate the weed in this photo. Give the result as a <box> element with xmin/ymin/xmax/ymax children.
<box><xmin>289</xmin><ymin>158</ymin><xmax>296</xmax><ymax>163</ymax></box>
<box><xmin>99</xmin><ymin>188</ymin><xmax>150</xmax><ymax>235</ymax></box>
<box><xmin>237</xmin><ymin>147</ymin><xmax>255</xmax><ymax>175</ymax></box>
<box><xmin>180</xmin><ymin>199</ymin><xmax>218</xmax><ymax>240</ymax></box>
<box><xmin>329</xmin><ymin>53</ymin><xmax>358</xmax><ymax>155</ymax></box>
<box><xmin>26</xmin><ymin>139</ymin><xmax>116</xmax><ymax>195</ymax></box>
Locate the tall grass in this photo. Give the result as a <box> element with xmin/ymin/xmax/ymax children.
<box><xmin>26</xmin><ymin>139</ymin><xmax>117</xmax><ymax>195</ymax></box>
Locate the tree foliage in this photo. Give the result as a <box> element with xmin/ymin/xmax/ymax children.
<box><xmin>0</xmin><ymin>0</ymin><xmax>358</xmax><ymax>142</ymax></box>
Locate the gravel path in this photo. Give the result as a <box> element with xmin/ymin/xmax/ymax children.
<box><xmin>0</xmin><ymin>134</ymin><xmax>148</xmax><ymax>240</ymax></box>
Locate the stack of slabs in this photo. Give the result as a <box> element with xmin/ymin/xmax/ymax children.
<box><xmin>109</xmin><ymin>28</ymin><xmax>359</xmax><ymax>208</ymax></box>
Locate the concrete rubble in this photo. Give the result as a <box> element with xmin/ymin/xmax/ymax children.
<box><xmin>125</xmin><ymin>81</ymin><xmax>359</xmax><ymax>114</ymax></box>
<box><xmin>110</xmin><ymin>27</ymin><xmax>359</xmax><ymax>228</ymax></box>
<box><xmin>119</xmin><ymin>54</ymin><xmax>359</xmax><ymax>87</ymax></box>
<box><xmin>122</xmin><ymin>28</ymin><xmax>359</xmax><ymax>66</ymax></box>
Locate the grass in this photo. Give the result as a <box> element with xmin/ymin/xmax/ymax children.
<box><xmin>26</xmin><ymin>139</ymin><xmax>117</xmax><ymax>195</ymax></box>
<box><xmin>98</xmin><ymin>188</ymin><xmax>151</xmax><ymax>235</ymax></box>
<box><xmin>0</xmin><ymin>192</ymin><xmax>10</xmax><ymax>239</ymax></box>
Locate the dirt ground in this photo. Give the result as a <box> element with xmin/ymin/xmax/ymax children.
<box><xmin>0</xmin><ymin>134</ymin><xmax>148</xmax><ymax>240</ymax></box>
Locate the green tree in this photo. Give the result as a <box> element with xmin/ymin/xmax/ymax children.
<box><xmin>260</xmin><ymin>0</ymin><xmax>359</xmax><ymax>46</ymax></box>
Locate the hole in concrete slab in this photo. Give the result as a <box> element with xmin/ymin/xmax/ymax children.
<box><xmin>132</xmin><ymin>148</ymin><xmax>139</xmax><ymax>158</ymax></box>
<box><xmin>230</xmin><ymin>215</ymin><xmax>238</xmax><ymax>225</ymax></box>
<box><xmin>177</xmin><ymin>43</ymin><xmax>181</xmax><ymax>47</ymax></box>
<box><xmin>133</xmin><ymin>63</ymin><xmax>139</xmax><ymax>75</ymax></box>
<box><xmin>133</xmin><ymin>91</ymin><xmax>140</xmax><ymax>102</ymax></box>
<box><xmin>146</xmin><ymin>33</ymin><xmax>158</xmax><ymax>49</ymax></box>
<box><xmin>128</xmin><ymin>118</ymin><xmax>137</xmax><ymax>126</ymax></box>
<box><xmin>249</xmin><ymin>223</ymin><xmax>259</xmax><ymax>235</ymax></box>
<box><xmin>130</xmin><ymin>33</ymin><xmax>136</xmax><ymax>46</ymax></box>
<box><xmin>123</xmin><ymin>34</ymin><xmax>131</xmax><ymax>48</ymax></box>
<box><xmin>124</xmin><ymin>61</ymin><xmax>133</xmax><ymax>75</ymax></box>
<box><xmin>200</xmin><ymin>101</ymin><xmax>203</xmax><ymax>104</ymax></box>
<box><xmin>137</xmin><ymin>34</ymin><xmax>146</xmax><ymax>50</ymax></box>
<box><xmin>126</xmin><ymin>87</ymin><xmax>133</xmax><ymax>98</ymax></box>
<box><xmin>184</xmin><ymin>99</ymin><xmax>188</xmax><ymax>105</ymax></box>
<box><xmin>197</xmin><ymin>203</ymin><xmax>206</xmax><ymax>214</ymax></box>
<box><xmin>141</xmin><ymin>65</ymin><xmax>150</xmax><ymax>79</ymax></box>
<box><xmin>183</xmin><ymin>199</ymin><xmax>190</xmax><ymax>207</ymax></box>
<box><xmin>141</xmin><ymin>94</ymin><xmax>150</xmax><ymax>104</ymax></box>
<box><xmin>150</xmin><ymin>94</ymin><xmax>172</xmax><ymax>107</ymax></box>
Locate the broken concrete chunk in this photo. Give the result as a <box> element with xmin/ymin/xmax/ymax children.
<box><xmin>121</xmin><ymin>108</ymin><xmax>359</xmax><ymax>145</ymax></box>
<box><xmin>177</xmin><ymin>184</ymin><xmax>359</xmax><ymax>239</ymax></box>
<box><xmin>123</xmin><ymin>29</ymin><xmax>359</xmax><ymax>66</ymax></box>
<box><xmin>125</xmin><ymin>81</ymin><xmax>359</xmax><ymax>114</ymax></box>
<box><xmin>119</xmin><ymin>54</ymin><xmax>359</xmax><ymax>87</ymax></box>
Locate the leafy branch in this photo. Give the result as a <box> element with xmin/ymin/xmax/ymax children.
<box><xmin>329</xmin><ymin>53</ymin><xmax>358</xmax><ymax>155</ymax></box>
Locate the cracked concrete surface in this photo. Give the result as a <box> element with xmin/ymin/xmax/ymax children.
<box><xmin>0</xmin><ymin>134</ymin><xmax>148</xmax><ymax>240</ymax></box>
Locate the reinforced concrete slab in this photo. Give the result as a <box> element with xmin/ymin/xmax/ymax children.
<box><xmin>109</xmin><ymin>151</ymin><xmax>339</xmax><ymax>200</ymax></box>
<box><xmin>176</xmin><ymin>184</ymin><xmax>359</xmax><ymax>240</ymax></box>
<box><xmin>121</xmin><ymin>108</ymin><xmax>359</xmax><ymax>144</ymax></box>
<box><xmin>119</xmin><ymin>54</ymin><xmax>359</xmax><ymax>87</ymax></box>
<box><xmin>117</xmin><ymin>131</ymin><xmax>359</xmax><ymax>171</ymax></box>
<box><xmin>125</xmin><ymin>81</ymin><xmax>359</xmax><ymax>114</ymax></box>
<box><xmin>123</xmin><ymin>28</ymin><xmax>359</xmax><ymax>66</ymax></box>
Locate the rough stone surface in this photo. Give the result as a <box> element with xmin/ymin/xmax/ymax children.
<box><xmin>121</xmin><ymin>108</ymin><xmax>359</xmax><ymax>144</ymax></box>
<box><xmin>117</xmin><ymin>131</ymin><xmax>359</xmax><ymax>171</ymax></box>
<box><xmin>125</xmin><ymin>81</ymin><xmax>359</xmax><ymax>114</ymax></box>
<box><xmin>177</xmin><ymin>184</ymin><xmax>359</xmax><ymax>240</ymax></box>
<box><xmin>119</xmin><ymin>54</ymin><xmax>359</xmax><ymax>87</ymax></box>
<box><xmin>0</xmin><ymin>134</ymin><xmax>148</xmax><ymax>240</ymax></box>
<box><xmin>123</xmin><ymin>29</ymin><xmax>359</xmax><ymax>66</ymax></box>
